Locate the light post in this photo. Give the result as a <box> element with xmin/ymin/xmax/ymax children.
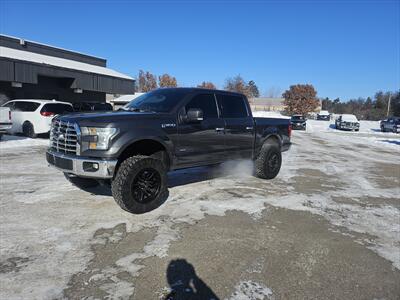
<box><xmin>386</xmin><ymin>93</ymin><xmax>392</xmax><ymax>117</ymax></box>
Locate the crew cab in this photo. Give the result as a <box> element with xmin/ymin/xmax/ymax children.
<box><xmin>380</xmin><ymin>117</ymin><xmax>399</xmax><ymax>133</ymax></box>
<box><xmin>0</xmin><ymin>106</ymin><xmax>12</xmax><ymax>140</ymax></box>
<box><xmin>46</xmin><ymin>88</ymin><xmax>291</xmax><ymax>214</ymax></box>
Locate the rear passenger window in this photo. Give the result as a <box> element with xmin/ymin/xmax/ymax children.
<box><xmin>13</xmin><ymin>101</ymin><xmax>40</xmax><ymax>112</ymax></box>
<box><xmin>185</xmin><ymin>94</ymin><xmax>218</xmax><ymax>119</ymax></box>
<box><xmin>41</xmin><ymin>104</ymin><xmax>73</xmax><ymax>114</ymax></box>
<box><xmin>217</xmin><ymin>94</ymin><xmax>248</xmax><ymax>118</ymax></box>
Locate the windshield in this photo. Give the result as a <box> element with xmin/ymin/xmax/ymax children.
<box><xmin>341</xmin><ymin>114</ymin><xmax>358</xmax><ymax>122</ymax></box>
<box><xmin>291</xmin><ymin>116</ymin><xmax>305</xmax><ymax>121</ymax></box>
<box><xmin>123</xmin><ymin>89</ymin><xmax>189</xmax><ymax>113</ymax></box>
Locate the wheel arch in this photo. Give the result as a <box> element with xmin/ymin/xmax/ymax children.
<box><xmin>116</xmin><ymin>138</ymin><xmax>172</xmax><ymax>172</ymax></box>
<box><xmin>254</xmin><ymin>133</ymin><xmax>282</xmax><ymax>159</ymax></box>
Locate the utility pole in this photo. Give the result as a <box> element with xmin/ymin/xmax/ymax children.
<box><xmin>386</xmin><ymin>93</ymin><xmax>392</xmax><ymax>117</ymax></box>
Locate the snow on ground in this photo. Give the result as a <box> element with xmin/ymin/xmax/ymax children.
<box><xmin>0</xmin><ymin>118</ymin><xmax>399</xmax><ymax>299</ymax></box>
<box><xmin>306</xmin><ymin>119</ymin><xmax>400</xmax><ymax>150</ymax></box>
<box><xmin>227</xmin><ymin>281</ymin><xmax>273</xmax><ymax>300</ymax></box>
<box><xmin>0</xmin><ymin>134</ymin><xmax>48</xmax><ymax>150</ymax></box>
<box><xmin>252</xmin><ymin>111</ymin><xmax>290</xmax><ymax>119</ymax></box>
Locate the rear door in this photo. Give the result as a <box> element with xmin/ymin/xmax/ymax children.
<box><xmin>176</xmin><ymin>93</ymin><xmax>226</xmax><ymax>167</ymax></box>
<box><xmin>216</xmin><ymin>93</ymin><xmax>254</xmax><ymax>159</ymax></box>
<box><xmin>386</xmin><ymin>118</ymin><xmax>393</xmax><ymax>131</ymax></box>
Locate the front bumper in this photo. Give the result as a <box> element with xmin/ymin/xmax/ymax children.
<box><xmin>46</xmin><ymin>149</ymin><xmax>117</xmax><ymax>179</ymax></box>
<box><xmin>291</xmin><ymin>123</ymin><xmax>306</xmax><ymax>130</ymax></box>
<box><xmin>338</xmin><ymin>124</ymin><xmax>359</xmax><ymax>130</ymax></box>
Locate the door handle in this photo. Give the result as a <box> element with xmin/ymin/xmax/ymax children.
<box><xmin>215</xmin><ymin>127</ymin><xmax>225</xmax><ymax>132</ymax></box>
<box><xmin>246</xmin><ymin>126</ymin><xmax>254</xmax><ymax>130</ymax></box>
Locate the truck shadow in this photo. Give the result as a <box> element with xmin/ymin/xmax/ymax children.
<box><xmin>380</xmin><ymin>139</ymin><xmax>400</xmax><ymax>145</ymax></box>
<box><xmin>78</xmin><ymin>165</ymin><xmax>222</xmax><ymax>197</ymax></box>
<box><xmin>167</xmin><ymin>165</ymin><xmax>222</xmax><ymax>188</ymax></box>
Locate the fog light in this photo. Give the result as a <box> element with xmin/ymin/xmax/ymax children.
<box><xmin>83</xmin><ymin>162</ymin><xmax>99</xmax><ymax>172</ymax></box>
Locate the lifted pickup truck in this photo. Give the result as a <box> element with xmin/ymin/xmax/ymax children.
<box><xmin>46</xmin><ymin>88</ymin><xmax>291</xmax><ymax>214</ymax></box>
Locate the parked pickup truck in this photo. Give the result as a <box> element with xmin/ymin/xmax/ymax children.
<box><xmin>46</xmin><ymin>88</ymin><xmax>291</xmax><ymax>214</ymax></box>
<box><xmin>0</xmin><ymin>107</ymin><xmax>12</xmax><ymax>140</ymax></box>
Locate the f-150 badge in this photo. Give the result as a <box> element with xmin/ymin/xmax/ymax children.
<box><xmin>161</xmin><ymin>123</ymin><xmax>176</xmax><ymax>128</ymax></box>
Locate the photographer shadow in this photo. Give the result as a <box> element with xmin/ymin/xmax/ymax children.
<box><xmin>164</xmin><ymin>259</ymin><xmax>219</xmax><ymax>300</ymax></box>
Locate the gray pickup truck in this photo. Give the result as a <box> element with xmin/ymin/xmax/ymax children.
<box><xmin>46</xmin><ymin>88</ymin><xmax>291</xmax><ymax>214</ymax></box>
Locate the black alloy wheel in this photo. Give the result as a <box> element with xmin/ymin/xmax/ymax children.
<box><xmin>112</xmin><ymin>155</ymin><xmax>169</xmax><ymax>214</ymax></box>
<box><xmin>131</xmin><ymin>168</ymin><xmax>161</xmax><ymax>204</ymax></box>
<box><xmin>268</xmin><ymin>153</ymin><xmax>280</xmax><ymax>174</ymax></box>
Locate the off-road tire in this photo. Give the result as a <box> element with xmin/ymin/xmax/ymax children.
<box><xmin>22</xmin><ymin>122</ymin><xmax>36</xmax><ymax>138</ymax></box>
<box><xmin>393</xmin><ymin>126</ymin><xmax>397</xmax><ymax>133</ymax></box>
<box><xmin>64</xmin><ymin>173</ymin><xmax>100</xmax><ymax>188</ymax></box>
<box><xmin>381</xmin><ymin>126</ymin><xmax>385</xmax><ymax>132</ymax></box>
<box><xmin>254</xmin><ymin>140</ymin><xmax>282</xmax><ymax>179</ymax></box>
<box><xmin>111</xmin><ymin>155</ymin><xmax>168</xmax><ymax>214</ymax></box>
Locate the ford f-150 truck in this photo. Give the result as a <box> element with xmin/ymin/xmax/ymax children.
<box><xmin>46</xmin><ymin>88</ymin><xmax>291</xmax><ymax>214</ymax></box>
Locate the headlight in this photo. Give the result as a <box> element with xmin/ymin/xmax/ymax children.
<box><xmin>81</xmin><ymin>127</ymin><xmax>118</xmax><ymax>150</ymax></box>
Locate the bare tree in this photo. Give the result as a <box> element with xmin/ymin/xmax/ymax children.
<box><xmin>224</xmin><ymin>75</ymin><xmax>251</xmax><ymax>98</ymax></box>
<box><xmin>138</xmin><ymin>70</ymin><xmax>158</xmax><ymax>92</ymax></box>
<box><xmin>265</xmin><ymin>86</ymin><xmax>283</xmax><ymax>98</ymax></box>
<box><xmin>282</xmin><ymin>84</ymin><xmax>319</xmax><ymax>115</ymax></box>
<box><xmin>159</xmin><ymin>74</ymin><xmax>178</xmax><ymax>88</ymax></box>
<box><xmin>197</xmin><ymin>81</ymin><xmax>217</xmax><ymax>89</ymax></box>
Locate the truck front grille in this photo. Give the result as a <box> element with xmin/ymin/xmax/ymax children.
<box><xmin>50</xmin><ymin>120</ymin><xmax>79</xmax><ymax>155</ymax></box>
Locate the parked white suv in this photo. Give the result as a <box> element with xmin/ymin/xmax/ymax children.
<box><xmin>2</xmin><ymin>99</ymin><xmax>73</xmax><ymax>138</ymax></box>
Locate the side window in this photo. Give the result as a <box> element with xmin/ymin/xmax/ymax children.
<box><xmin>216</xmin><ymin>94</ymin><xmax>248</xmax><ymax>118</ymax></box>
<box><xmin>13</xmin><ymin>101</ymin><xmax>40</xmax><ymax>112</ymax></box>
<box><xmin>185</xmin><ymin>94</ymin><xmax>218</xmax><ymax>119</ymax></box>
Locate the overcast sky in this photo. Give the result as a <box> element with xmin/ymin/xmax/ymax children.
<box><xmin>1</xmin><ymin>0</ymin><xmax>399</xmax><ymax>100</ymax></box>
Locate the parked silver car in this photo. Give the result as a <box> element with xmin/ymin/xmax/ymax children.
<box><xmin>380</xmin><ymin>117</ymin><xmax>399</xmax><ymax>133</ymax></box>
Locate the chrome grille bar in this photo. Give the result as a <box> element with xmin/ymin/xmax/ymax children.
<box><xmin>50</xmin><ymin>119</ymin><xmax>78</xmax><ymax>155</ymax></box>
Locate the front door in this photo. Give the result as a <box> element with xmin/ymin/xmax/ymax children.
<box><xmin>176</xmin><ymin>93</ymin><xmax>226</xmax><ymax>167</ymax></box>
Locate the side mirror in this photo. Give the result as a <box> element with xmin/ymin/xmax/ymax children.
<box><xmin>186</xmin><ymin>108</ymin><xmax>203</xmax><ymax>122</ymax></box>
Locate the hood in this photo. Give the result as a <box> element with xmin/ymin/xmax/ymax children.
<box><xmin>56</xmin><ymin>110</ymin><xmax>167</xmax><ymax>127</ymax></box>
